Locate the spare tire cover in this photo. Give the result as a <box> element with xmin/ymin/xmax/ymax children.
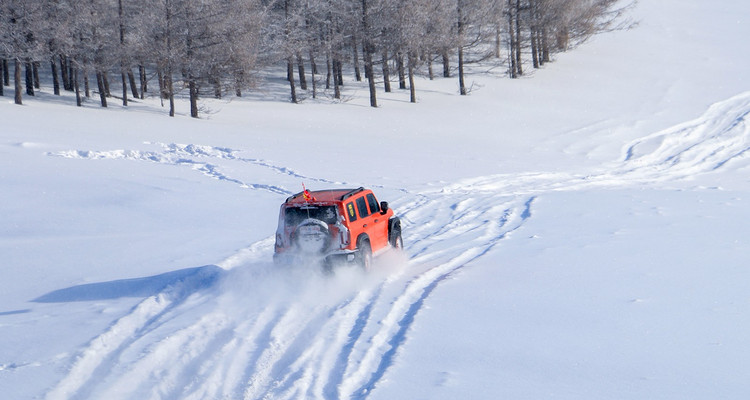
<box><xmin>294</xmin><ymin>218</ymin><xmax>330</xmax><ymax>254</ymax></box>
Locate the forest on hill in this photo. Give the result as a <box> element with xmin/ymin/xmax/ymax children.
<box><xmin>1</xmin><ymin>0</ymin><xmax>632</xmax><ymax>117</ymax></box>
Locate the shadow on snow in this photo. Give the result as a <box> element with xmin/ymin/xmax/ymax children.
<box><xmin>31</xmin><ymin>265</ymin><xmax>224</xmax><ymax>303</ymax></box>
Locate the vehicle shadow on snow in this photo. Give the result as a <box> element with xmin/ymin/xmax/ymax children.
<box><xmin>31</xmin><ymin>265</ymin><xmax>224</xmax><ymax>303</ymax></box>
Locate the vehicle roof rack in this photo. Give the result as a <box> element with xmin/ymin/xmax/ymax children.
<box><xmin>340</xmin><ymin>187</ymin><xmax>365</xmax><ymax>201</ymax></box>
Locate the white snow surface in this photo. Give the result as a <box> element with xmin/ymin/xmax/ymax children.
<box><xmin>2</xmin><ymin>1</ymin><xmax>750</xmax><ymax>399</ymax></box>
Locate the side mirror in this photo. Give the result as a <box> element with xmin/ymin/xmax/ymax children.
<box><xmin>380</xmin><ymin>201</ymin><xmax>389</xmax><ymax>214</ymax></box>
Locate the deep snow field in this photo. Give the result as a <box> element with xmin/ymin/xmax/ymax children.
<box><xmin>2</xmin><ymin>1</ymin><xmax>750</xmax><ymax>399</ymax></box>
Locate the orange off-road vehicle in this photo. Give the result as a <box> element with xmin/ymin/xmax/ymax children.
<box><xmin>273</xmin><ymin>187</ymin><xmax>402</xmax><ymax>270</ymax></box>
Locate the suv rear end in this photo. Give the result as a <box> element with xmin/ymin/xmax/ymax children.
<box><xmin>273</xmin><ymin>187</ymin><xmax>401</xmax><ymax>270</ymax></box>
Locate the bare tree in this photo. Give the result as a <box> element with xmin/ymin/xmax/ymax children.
<box><xmin>0</xmin><ymin>0</ymin><xmax>634</xmax><ymax>113</ymax></box>
<box><xmin>1</xmin><ymin>0</ymin><xmax>45</xmax><ymax>104</ymax></box>
<box><xmin>361</xmin><ymin>0</ymin><xmax>377</xmax><ymax>107</ymax></box>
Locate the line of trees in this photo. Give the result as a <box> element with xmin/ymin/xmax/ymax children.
<box><xmin>1</xmin><ymin>0</ymin><xmax>633</xmax><ymax>117</ymax></box>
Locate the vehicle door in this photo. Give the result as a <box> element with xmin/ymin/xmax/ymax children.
<box><xmin>362</xmin><ymin>193</ymin><xmax>389</xmax><ymax>251</ymax></box>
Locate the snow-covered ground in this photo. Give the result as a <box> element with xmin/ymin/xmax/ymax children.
<box><xmin>2</xmin><ymin>1</ymin><xmax>750</xmax><ymax>399</ymax></box>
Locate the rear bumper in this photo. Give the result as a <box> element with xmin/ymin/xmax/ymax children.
<box><xmin>273</xmin><ymin>249</ymin><xmax>358</xmax><ymax>266</ymax></box>
<box><xmin>324</xmin><ymin>250</ymin><xmax>358</xmax><ymax>265</ymax></box>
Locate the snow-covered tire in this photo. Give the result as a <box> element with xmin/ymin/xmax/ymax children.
<box><xmin>356</xmin><ymin>238</ymin><xmax>373</xmax><ymax>271</ymax></box>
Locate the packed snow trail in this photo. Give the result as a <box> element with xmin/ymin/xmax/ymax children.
<box><xmin>43</xmin><ymin>190</ymin><xmax>532</xmax><ymax>400</ymax></box>
<box><xmin>44</xmin><ymin>92</ymin><xmax>750</xmax><ymax>399</ymax></box>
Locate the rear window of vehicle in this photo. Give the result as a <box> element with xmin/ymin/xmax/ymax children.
<box><xmin>366</xmin><ymin>193</ymin><xmax>380</xmax><ymax>214</ymax></box>
<box><xmin>285</xmin><ymin>205</ymin><xmax>338</xmax><ymax>226</ymax></box>
<box><xmin>356</xmin><ymin>197</ymin><xmax>370</xmax><ymax>219</ymax></box>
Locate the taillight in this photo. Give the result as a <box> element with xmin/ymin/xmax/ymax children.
<box><xmin>339</xmin><ymin>226</ymin><xmax>350</xmax><ymax>248</ymax></box>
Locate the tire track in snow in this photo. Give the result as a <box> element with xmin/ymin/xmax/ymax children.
<box><xmin>439</xmin><ymin>92</ymin><xmax>750</xmax><ymax>196</ymax></box>
<box><xmin>43</xmin><ymin>190</ymin><xmax>531</xmax><ymax>400</ymax></box>
<box><xmin>618</xmin><ymin>91</ymin><xmax>750</xmax><ymax>181</ymax></box>
<box><xmin>45</xmin><ymin>267</ymin><xmax>221</xmax><ymax>400</ymax></box>
<box><xmin>337</xmin><ymin>196</ymin><xmax>533</xmax><ymax>399</ymax></box>
<box><xmin>47</xmin><ymin>142</ymin><xmax>342</xmax><ymax>195</ymax></box>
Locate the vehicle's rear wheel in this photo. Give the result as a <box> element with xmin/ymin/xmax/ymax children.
<box><xmin>388</xmin><ymin>218</ymin><xmax>403</xmax><ymax>250</ymax></box>
<box><xmin>391</xmin><ymin>232</ymin><xmax>403</xmax><ymax>250</ymax></box>
<box><xmin>356</xmin><ymin>238</ymin><xmax>373</xmax><ymax>271</ymax></box>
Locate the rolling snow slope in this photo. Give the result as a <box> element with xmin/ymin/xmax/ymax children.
<box><xmin>2</xmin><ymin>0</ymin><xmax>750</xmax><ymax>399</ymax></box>
<box><xmin>12</xmin><ymin>89</ymin><xmax>750</xmax><ymax>399</ymax></box>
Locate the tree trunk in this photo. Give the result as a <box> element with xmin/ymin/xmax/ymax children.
<box><xmin>2</xmin><ymin>59</ymin><xmax>9</xmax><ymax>86</ymax></box>
<box><xmin>121</xmin><ymin>72</ymin><xmax>128</xmax><ymax>106</ymax></box>
<box><xmin>60</xmin><ymin>56</ymin><xmax>71</xmax><ymax>91</ymax></box>
<box><xmin>397</xmin><ymin>52</ymin><xmax>406</xmax><ymax>89</ymax></box>
<box><xmin>381</xmin><ymin>48</ymin><xmax>391</xmax><ymax>92</ymax></box>
<box><xmin>157</xmin><ymin>68</ymin><xmax>166</xmax><ymax>100</ymax></box>
<box><xmin>531</xmin><ymin>0</ymin><xmax>542</xmax><ymax>67</ymax></box>
<box><xmin>235</xmin><ymin>70</ymin><xmax>243</xmax><ymax>97</ymax></box>
<box><xmin>408</xmin><ymin>52</ymin><xmax>416</xmax><ymax>103</ymax></box>
<box><xmin>51</xmin><ymin>60</ymin><xmax>60</xmax><ymax>95</ymax></box>
<box><xmin>362</xmin><ymin>0</ymin><xmax>377</xmax><ymax>107</ymax></box>
<box><xmin>128</xmin><ymin>69</ymin><xmax>138</xmax><ymax>98</ymax></box>
<box><xmin>67</xmin><ymin>58</ymin><xmax>75</xmax><ymax>90</ymax></box>
<box><xmin>74</xmin><ymin>68</ymin><xmax>82</xmax><ymax>107</ymax></box>
<box><xmin>69</xmin><ymin>62</ymin><xmax>75</xmax><ymax>91</ymax></box>
<box><xmin>33</xmin><ymin>62</ymin><xmax>40</xmax><ymax>89</ymax></box>
<box><xmin>508</xmin><ymin>0</ymin><xmax>517</xmax><ymax>79</ymax></box>
<box><xmin>84</xmin><ymin>70</ymin><xmax>90</xmax><ymax>98</ymax></box>
<box><xmin>166</xmin><ymin>69</ymin><xmax>175</xmax><ymax>117</ymax></box>
<box><xmin>14</xmin><ymin>60</ymin><xmax>22</xmax><ymax>104</ymax></box>
<box><xmin>531</xmin><ymin>24</ymin><xmax>539</xmax><ymax>69</ymax></box>
<box><xmin>96</xmin><ymin>71</ymin><xmax>107</xmax><ymax>107</ymax></box>
<box><xmin>189</xmin><ymin>77</ymin><xmax>199</xmax><ymax>117</ymax></box>
<box><xmin>363</xmin><ymin>47</ymin><xmax>377</xmax><ymax>107</ymax></box>
<box><xmin>310</xmin><ymin>51</ymin><xmax>318</xmax><ymax>74</ymax></box>
<box><xmin>211</xmin><ymin>68</ymin><xmax>221</xmax><ymax>98</ymax></box>
<box><xmin>536</xmin><ymin>29</ymin><xmax>544</xmax><ymax>67</ymax></box>
<box><xmin>514</xmin><ymin>0</ymin><xmax>523</xmax><ymax>76</ymax></box>
<box><xmin>352</xmin><ymin>35</ymin><xmax>362</xmax><ymax>82</ymax></box>
<box><xmin>427</xmin><ymin>53</ymin><xmax>434</xmax><ymax>80</ymax></box>
<box><xmin>336</xmin><ymin>59</ymin><xmax>343</xmax><ymax>87</ymax></box>
<box><xmin>333</xmin><ymin>57</ymin><xmax>340</xmax><ymax>99</ymax></box>
<box><xmin>214</xmin><ymin>81</ymin><xmax>221</xmax><ymax>99</ymax></box>
<box><xmin>458</xmin><ymin>46</ymin><xmax>467</xmax><ymax>95</ymax></box>
<box><xmin>297</xmin><ymin>53</ymin><xmax>307</xmax><ymax>90</ymax></box>
<box><xmin>118</xmin><ymin>0</ymin><xmax>129</xmax><ymax>106</ymax></box>
<box><xmin>139</xmin><ymin>65</ymin><xmax>147</xmax><ymax>98</ymax></box>
<box><xmin>310</xmin><ymin>51</ymin><xmax>317</xmax><ymax>99</ymax></box>
<box><xmin>25</xmin><ymin>62</ymin><xmax>34</xmax><ymax>96</ymax></box>
<box><xmin>457</xmin><ymin>0</ymin><xmax>467</xmax><ymax>95</ymax></box>
<box><xmin>325</xmin><ymin>53</ymin><xmax>331</xmax><ymax>89</ymax></box>
<box><xmin>103</xmin><ymin>73</ymin><xmax>111</xmax><ymax>97</ymax></box>
<box><xmin>287</xmin><ymin>58</ymin><xmax>297</xmax><ymax>103</ymax></box>
<box><xmin>442</xmin><ymin>50</ymin><xmax>450</xmax><ymax>78</ymax></box>
<box><xmin>495</xmin><ymin>25</ymin><xmax>502</xmax><ymax>58</ymax></box>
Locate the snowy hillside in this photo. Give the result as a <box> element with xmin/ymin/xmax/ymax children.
<box><xmin>2</xmin><ymin>1</ymin><xmax>750</xmax><ymax>399</ymax></box>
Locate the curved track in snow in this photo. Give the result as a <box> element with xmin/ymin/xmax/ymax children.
<box><xmin>44</xmin><ymin>92</ymin><xmax>750</xmax><ymax>400</ymax></box>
